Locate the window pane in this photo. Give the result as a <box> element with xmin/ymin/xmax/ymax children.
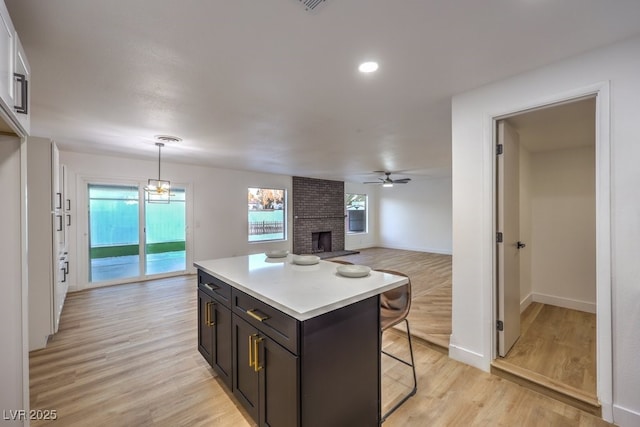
<box><xmin>345</xmin><ymin>193</ymin><xmax>367</xmax><ymax>233</ymax></box>
<box><xmin>146</xmin><ymin>188</ymin><xmax>186</xmax><ymax>274</ymax></box>
<box><xmin>248</xmin><ymin>187</ymin><xmax>285</xmax><ymax>242</ymax></box>
<box><xmin>89</xmin><ymin>184</ymin><xmax>140</xmax><ymax>282</ymax></box>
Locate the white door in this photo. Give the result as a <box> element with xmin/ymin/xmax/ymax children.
<box><xmin>497</xmin><ymin>120</ymin><xmax>522</xmax><ymax>357</ymax></box>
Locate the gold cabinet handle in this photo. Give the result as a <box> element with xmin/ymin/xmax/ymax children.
<box><xmin>246</xmin><ymin>309</ymin><xmax>270</xmax><ymax>322</ymax></box>
<box><xmin>206</xmin><ymin>302</ymin><xmax>216</xmax><ymax>326</ymax></box>
<box><xmin>249</xmin><ymin>334</ymin><xmax>257</xmax><ymax>368</ymax></box>
<box><xmin>253</xmin><ymin>337</ymin><xmax>264</xmax><ymax>372</ymax></box>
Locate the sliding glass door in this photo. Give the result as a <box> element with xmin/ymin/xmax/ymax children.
<box><xmin>145</xmin><ymin>188</ymin><xmax>186</xmax><ymax>275</ymax></box>
<box><xmin>88</xmin><ymin>183</ymin><xmax>186</xmax><ymax>283</ymax></box>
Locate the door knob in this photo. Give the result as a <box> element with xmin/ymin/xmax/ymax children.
<box><xmin>517</xmin><ymin>241</ymin><xmax>526</xmax><ymax>249</ymax></box>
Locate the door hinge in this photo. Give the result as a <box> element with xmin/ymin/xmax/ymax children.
<box><xmin>496</xmin><ymin>320</ymin><xmax>504</xmax><ymax>331</ymax></box>
<box><xmin>496</xmin><ymin>144</ymin><xmax>503</xmax><ymax>155</ymax></box>
<box><xmin>496</xmin><ymin>232</ymin><xmax>503</xmax><ymax>243</ymax></box>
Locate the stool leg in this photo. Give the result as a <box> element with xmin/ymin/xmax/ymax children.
<box><xmin>381</xmin><ymin>319</ymin><xmax>418</xmax><ymax>423</ymax></box>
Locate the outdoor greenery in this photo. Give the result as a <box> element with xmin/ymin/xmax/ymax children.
<box><xmin>90</xmin><ymin>241</ymin><xmax>186</xmax><ymax>259</ymax></box>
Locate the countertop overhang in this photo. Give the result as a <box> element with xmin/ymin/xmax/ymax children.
<box><xmin>194</xmin><ymin>254</ymin><xmax>408</xmax><ymax>321</ymax></box>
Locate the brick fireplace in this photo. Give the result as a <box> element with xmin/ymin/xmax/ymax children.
<box><xmin>292</xmin><ymin>176</ymin><xmax>345</xmax><ymax>255</ymax></box>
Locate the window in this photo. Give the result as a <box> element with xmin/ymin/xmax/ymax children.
<box><xmin>345</xmin><ymin>193</ymin><xmax>367</xmax><ymax>233</ymax></box>
<box><xmin>248</xmin><ymin>187</ymin><xmax>285</xmax><ymax>242</ymax></box>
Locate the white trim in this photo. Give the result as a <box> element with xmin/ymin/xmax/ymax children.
<box><xmin>530</xmin><ymin>293</ymin><xmax>596</xmax><ymax>314</ymax></box>
<box><xmin>448</xmin><ymin>343</ymin><xmax>485</xmax><ymax>371</ymax></box>
<box><xmin>378</xmin><ymin>243</ymin><xmax>453</xmax><ymax>255</ymax></box>
<box><xmin>593</xmin><ymin>82</ymin><xmax>613</xmax><ymax>423</ymax></box>
<box><xmin>20</xmin><ymin>138</ymin><xmax>30</xmax><ymax>424</ymax></box>
<box><xmin>488</xmin><ymin>81</ymin><xmax>613</xmax><ymax>421</ymax></box>
<box><xmin>613</xmin><ymin>404</ymin><xmax>640</xmax><ymax>427</ymax></box>
<box><xmin>520</xmin><ymin>293</ymin><xmax>533</xmax><ymax>314</ymax></box>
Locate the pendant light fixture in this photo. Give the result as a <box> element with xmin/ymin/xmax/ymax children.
<box><xmin>145</xmin><ymin>137</ymin><xmax>178</xmax><ymax>203</ymax></box>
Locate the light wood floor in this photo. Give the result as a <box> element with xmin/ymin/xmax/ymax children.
<box><xmin>29</xmin><ymin>273</ymin><xmax>612</xmax><ymax>426</ymax></box>
<box><xmin>492</xmin><ymin>302</ymin><xmax>599</xmax><ymax>413</ymax></box>
<box><xmin>333</xmin><ymin>248</ymin><xmax>598</xmax><ymax>405</ymax></box>
<box><xmin>331</xmin><ymin>248</ymin><xmax>453</xmax><ymax>350</ymax></box>
<box><xmin>502</xmin><ymin>302</ymin><xmax>596</xmax><ymax>394</ymax></box>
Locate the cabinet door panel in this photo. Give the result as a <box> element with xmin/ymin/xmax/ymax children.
<box><xmin>197</xmin><ymin>290</ymin><xmax>213</xmax><ymax>364</ymax></box>
<box><xmin>212</xmin><ymin>302</ymin><xmax>232</xmax><ymax>388</ymax></box>
<box><xmin>13</xmin><ymin>33</ymin><xmax>30</xmax><ymax>133</ymax></box>
<box><xmin>232</xmin><ymin>316</ymin><xmax>259</xmax><ymax>423</ymax></box>
<box><xmin>0</xmin><ymin>3</ymin><xmax>14</xmax><ymax>107</ymax></box>
<box><xmin>261</xmin><ymin>338</ymin><xmax>298</xmax><ymax>427</ymax></box>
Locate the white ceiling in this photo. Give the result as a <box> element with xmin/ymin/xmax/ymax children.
<box><xmin>6</xmin><ymin>0</ymin><xmax>640</xmax><ymax>183</ymax></box>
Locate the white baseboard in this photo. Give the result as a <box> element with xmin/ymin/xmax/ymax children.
<box><xmin>613</xmin><ymin>404</ymin><xmax>640</xmax><ymax>427</ymax></box>
<box><xmin>531</xmin><ymin>292</ymin><xmax>596</xmax><ymax>314</ymax></box>
<box><xmin>448</xmin><ymin>342</ymin><xmax>488</xmax><ymax>372</ymax></box>
<box><xmin>379</xmin><ymin>243</ymin><xmax>453</xmax><ymax>255</ymax></box>
<box><xmin>520</xmin><ymin>293</ymin><xmax>533</xmax><ymax>313</ymax></box>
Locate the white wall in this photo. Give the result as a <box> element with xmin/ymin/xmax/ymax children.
<box><xmin>344</xmin><ymin>182</ymin><xmax>380</xmax><ymax>250</ymax></box>
<box><xmin>378</xmin><ymin>177</ymin><xmax>452</xmax><ymax>254</ymax></box>
<box><xmin>451</xmin><ymin>35</ymin><xmax>640</xmax><ymax>425</ymax></box>
<box><xmin>0</xmin><ymin>136</ymin><xmax>26</xmax><ymax>423</ymax></box>
<box><xmin>60</xmin><ymin>151</ymin><xmax>292</xmax><ymax>290</ymax></box>
<box><xmin>530</xmin><ymin>146</ymin><xmax>596</xmax><ymax>312</ymax></box>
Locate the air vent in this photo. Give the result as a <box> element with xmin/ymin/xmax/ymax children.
<box><xmin>298</xmin><ymin>0</ymin><xmax>328</xmax><ymax>12</ymax></box>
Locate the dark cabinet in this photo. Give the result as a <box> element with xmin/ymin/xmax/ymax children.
<box><xmin>232</xmin><ymin>316</ymin><xmax>299</xmax><ymax>427</ymax></box>
<box><xmin>197</xmin><ymin>273</ymin><xmax>232</xmax><ymax>389</ymax></box>
<box><xmin>197</xmin><ymin>268</ymin><xmax>381</xmax><ymax>427</ymax></box>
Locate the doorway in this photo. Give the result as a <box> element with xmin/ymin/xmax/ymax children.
<box><xmin>495</xmin><ymin>98</ymin><xmax>597</xmax><ymax>402</ymax></box>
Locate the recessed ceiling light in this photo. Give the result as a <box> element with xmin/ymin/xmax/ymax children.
<box><xmin>358</xmin><ymin>61</ymin><xmax>379</xmax><ymax>73</ymax></box>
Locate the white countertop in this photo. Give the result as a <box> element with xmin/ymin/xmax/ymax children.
<box><xmin>194</xmin><ymin>254</ymin><xmax>408</xmax><ymax>321</ymax></box>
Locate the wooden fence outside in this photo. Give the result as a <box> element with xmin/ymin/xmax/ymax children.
<box><xmin>249</xmin><ymin>221</ymin><xmax>284</xmax><ymax>236</ymax></box>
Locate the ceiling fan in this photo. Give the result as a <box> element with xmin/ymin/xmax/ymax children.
<box><xmin>363</xmin><ymin>171</ymin><xmax>411</xmax><ymax>187</ymax></box>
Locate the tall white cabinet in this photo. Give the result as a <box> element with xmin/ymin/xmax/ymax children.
<box><xmin>27</xmin><ymin>136</ymin><xmax>70</xmax><ymax>351</ymax></box>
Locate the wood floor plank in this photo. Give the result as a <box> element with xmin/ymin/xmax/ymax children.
<box><xmin>28</xmin><ymin>271</ymin><xmax>610</xmax><ymax>426</ymax></box>
<box><xmin>500</xmin><ymin>303</ymin><xmax>597</xmax><ymax>395</ymax></box>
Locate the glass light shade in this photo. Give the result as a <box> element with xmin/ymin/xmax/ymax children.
<box><xmin>146</xmin><ymin>179</ymin><xmax>171</xmax><ymax>203</ymax></box>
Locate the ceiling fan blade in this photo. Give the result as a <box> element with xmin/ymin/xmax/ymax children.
<box><xmin>393</xmin><ymin>178</ymin><xmax>411</xmax><ymax>183</ymax></box>
<box><xmin>363</xmin><ymin>181</ymin><xmax>382</xmax><ymax>184</ymax></box>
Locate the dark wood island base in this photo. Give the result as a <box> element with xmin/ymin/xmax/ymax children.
<box><xmin>198</xmin><ymin>269</ymin><xmax>382</xmax><ymax>426</ymax></box>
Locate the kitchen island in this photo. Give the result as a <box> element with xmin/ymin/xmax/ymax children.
<box><xmin>195</xmin><ymin>253</ymin><xmax>408</xmax><ymax>427</ymax></box>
